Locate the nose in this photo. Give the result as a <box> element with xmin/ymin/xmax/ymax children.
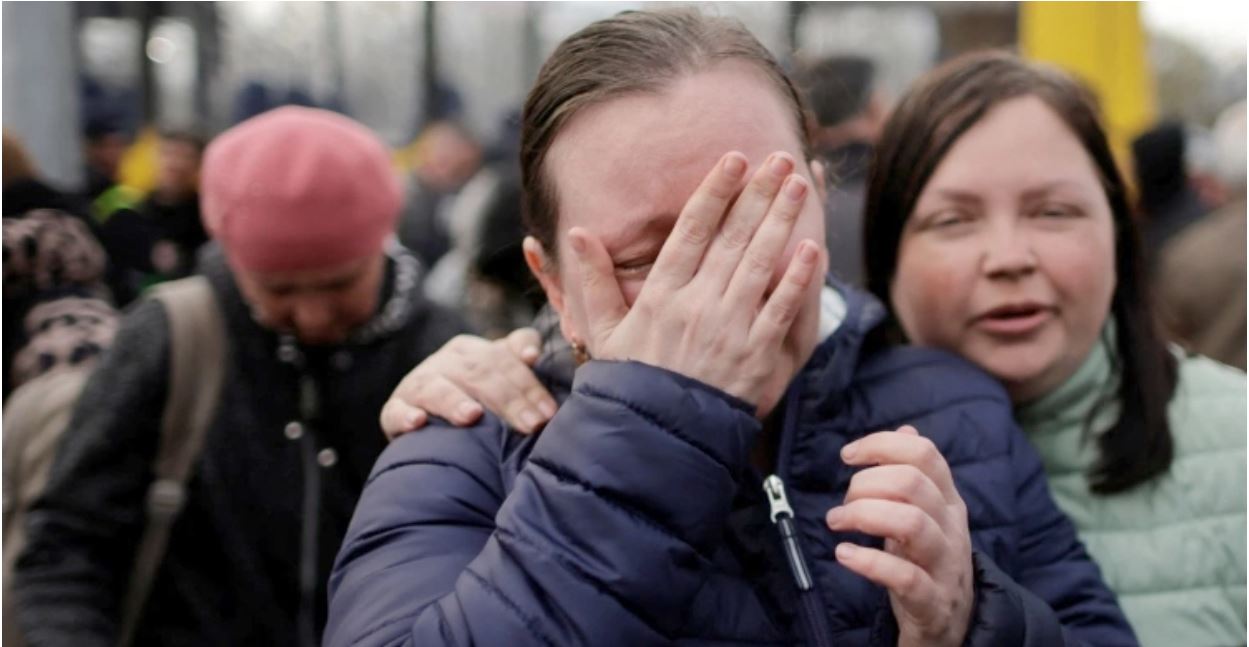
<box><xmin>291</xmin><ymin>297</ymin><xmax>339</xmax><ymax>344</ymax></box>
<box><xmin>981</xmin><ymin>219</ymin><xmax>1037</xmax><ymax>280</ymax></box>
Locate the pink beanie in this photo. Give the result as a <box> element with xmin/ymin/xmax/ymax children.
<box><xmin>201</xmin><ymin>106</ymin><xmax>401</xmax><ymax>272</ymax></box>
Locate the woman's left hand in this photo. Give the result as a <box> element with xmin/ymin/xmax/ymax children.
<box><xmin>825</xmin><ymin>425</ymin><xmax>973</xmax><ymax>647</ymax></box>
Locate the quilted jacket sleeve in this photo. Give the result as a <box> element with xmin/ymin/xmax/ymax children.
<box><xmin>324</xmin><ymin>360</ymin><xmax>761</xmax><ymax>646</ymax></box>
<box><xmin>963</xmin><ymin>425</ymin><xmax>1138</xmax><ymax>647</ymax></box>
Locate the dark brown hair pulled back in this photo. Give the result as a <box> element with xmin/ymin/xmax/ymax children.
<box><xmin>519</xmin><ymin>8</ymin><xmax>813</xmax><ymax>265</ymax></box>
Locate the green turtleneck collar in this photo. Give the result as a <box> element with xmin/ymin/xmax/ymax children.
<box><xmin>1015</xmin><ymin>324</ymin><xmax>1121</xmax><ymax>441</ymax></box>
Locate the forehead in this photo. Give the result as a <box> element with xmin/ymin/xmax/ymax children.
<box><xmin>923</xmin><ymin>96</ymin><xmax>1103</xmax><ymax>194</ymax></box>
<box><xmin>545</xmin><ymin>63</ymin><xmax>805</xmax><ymax>249</ymax></box>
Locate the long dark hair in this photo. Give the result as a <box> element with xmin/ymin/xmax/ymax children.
<box><xmin>863</xmin><ymin>51</ymin><xmax>1178</xmax><ymax>495</ymax></box>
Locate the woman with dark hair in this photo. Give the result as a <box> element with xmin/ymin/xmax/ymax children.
<box><xmin>862</xmin><ymin>51</ymin><xmax>1244</xmax><ymax>646</ymax></box>
<box><xmin>328</xmin><ymin>10</ymin><xmax>1135</xmax><ymax>647</ymax></box>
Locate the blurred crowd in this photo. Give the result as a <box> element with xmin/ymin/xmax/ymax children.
<box><xmin>1</xmin><ymin>7</ymin><xmax>1245</xmax><ymax>647</ymax></box>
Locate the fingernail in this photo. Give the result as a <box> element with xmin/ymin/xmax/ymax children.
<box><xmin>835</xmin><ymin>543</ymin><xmax>857</xmax><ymax>561</ymax></box>
<box><xmin>405</xmin><ymin>410</ymin><xmax>424</xmax><ymax>428</ymax></box>
<box><xmin>784</xmin><ymin>175</ymin><xmax>807</xmax><ymax>201</ymax></box>
<box><xmin>458</xmin><ymin>402</ymin><xmax>481</xmax><ymax>421</ymax></box>
<box><xmin>521</xmin><ymin>410</ymin><xmax>541</xmax><ymax>430</ymax></box>
<box><xmin>723</xmin><ymin>154</ymin><xmax>747</xmax><ymax>179</ymax></box>
<box><xmin>841</xmin><ymin>442</ymin><xmax>857</xmax><ymax>461</ymax></box>
<box><xmin>799</xmin><ymin>242</ymin><xmax>817</xmax><ymax>263</ymax></box>
<box><xmin>769</xmin><ymin>153</ymin><xmax>793</xmax><ymax>177</ymax></box>
<box><xmin>539</xmin><ymin>399</ymin><xmax>557</xmax><ymax>418</ymax></box>
<box><xmin>569</xmin><ymin>232</ymin><xmax>586</xmax><ymax>255</ymax></box>
<box><xmin>522</xmin><ymin>346</ymin><xmax>540</xmax><ymax>362</ymax></box>
<box><xmin>826</xmin><ymin>506</ymin><xmax>844</xmax><ymax>527</ymax></box>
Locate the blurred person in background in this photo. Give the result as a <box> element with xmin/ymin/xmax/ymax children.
<box><xmin>2</xmin><ymin>209</ymin><xmax>120</xmax><ymax>647</ymax></box>
<box><xmin>424</xmin><ymin>112</ymin><xmax>542</xmax><ymax>338</ymax></box>
<box><xmin>3</xmin><ymin>132</ymin><xmax>92</xmax><ymax>222</ymax></box>
<box><xmin>80</xmin><ymin>114</ymin><xmax>130</xmax><ymax>205</ymax></box>
<box><xmin>797</xmin><ymin>55</ymin><xmax>889</xmax><ymax>287</ymax></box>
<box><xmin>97</xmin><ymin>129</ymin><xmax>210</xmax><ymax>305</ymax></box>
<box><xmin>1155</xmin><ymin>101</ymin><xmax>1247</xmax><ymax>369</ymax></box>
<box><xmin>1131</xmin><ymin>121</ymin><xmax>1213</xmax><ymax>263</ymax></box>
<box><xmin>12</xmin><ymin>106</ymin><xmax>468</xmax><ymax>647</ymax></box>
<box><xmin>397</xmin><ymin>118</ymin><xmax>484</xmax><ymax>269</ymax></box>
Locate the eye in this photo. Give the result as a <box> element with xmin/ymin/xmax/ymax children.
<box><xmin>1033</xmin><ymin>203</ymin><xmax>1081</xmax><ymax>219</ymax></box>
<box><xmin>927</xmin><ymin>208</ymin><xmax>975</xmax><ymax>229</ymax></box>
<box><xmin>614</xmin><ymin>260</ymin><xmax>654</xmax><ymax>280</ymax></box>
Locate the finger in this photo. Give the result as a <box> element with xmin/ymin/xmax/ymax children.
<box><xmin>841</xmin><ymin>428</ymin><xmax>959</xmax><ymax>503</ymax></box>
<box><xmin>503</xmin><ymin>327</ymin><xmax>542</xmax><ymax>365</ymax></box>
<box><xmin>826</xmin><ymin>499</ymin><xmax>946</xmax><ymax>567</ymax></box>
<box><xmin>568</xmin><ymin>227</ymin><xmax>628</xmax><ymax>349</ymax></box>
<box><xmin>697</xmin><ymin>152</ymin><xmax>794</xmax><ymax>293</ymax></box>
<box><xmin>835</xmin><ymin>542</ymin><xmax>941</xmax><ymax>622</ymax></box>
<box><xmin>844</xmin><ymin>464</ymin><xmax>946</xmax><ymax>519</ymax></box>
<box><xmin>380</xmin><ymin>399</ymin><xmax>429</xmax><ymax>440</ymax></box>
<box><xmin>492</xmin><ymin>343</ymin><xmax>557</xmax><ymax>429</ymax></box>
<box><xmin>493</xmin><ymin>332</ymin><xmax>557</xmax><ymax>418</ymax></box>
<box><xmin>648</xmin><ymin>151</ymin><xmax>748</xmax><ymax>289</ymax></box>
<box><xmin>725</xmin><ymin>173</ymin><xmax>810</xmax><ymax>311</ymax></box>
<box><xmin>410</xmin><ymin>375</ymin><xmax>485</xmax><ymax>428</ymax></box>
<box><xmin>748</xmin><ymin>239</ymin><xmax>821</xmax><ymax>347</ymax></box>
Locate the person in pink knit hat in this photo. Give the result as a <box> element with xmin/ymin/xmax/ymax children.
<box><xmin>13</xmin><ymin>106</ymin><xmax>469</xmax><ymax>647</ymax></box>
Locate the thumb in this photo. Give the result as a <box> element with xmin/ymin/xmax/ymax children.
<box><xmin>568</xmin><ymin>227</ymin><xmax>628</xmax><ymax>346</ymax></box>
<box><xmin>896</xmin><ymin>424</ymin><xmax>919</xmax><ymax>436</ymax></box>
<box><xmin>504</xmin><ymin>327</ymin><xmax>542</xmax><ymax>365</ymax></box>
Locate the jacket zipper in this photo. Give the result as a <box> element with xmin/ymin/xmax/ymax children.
<box><xmin>764</xmin><ymin>474</ymin><xmax>835</xmax><ymax>647</ymax></box>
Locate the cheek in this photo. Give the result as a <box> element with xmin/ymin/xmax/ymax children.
<box><xmin>1038</xmin><ymin>231</ymin><xmax>1116</xmax><ymax>323</ymax></box>
<box><xmin>890</xmin><ymin>242</ymin><xmax>972</xmax><ymax>345</ymax></box>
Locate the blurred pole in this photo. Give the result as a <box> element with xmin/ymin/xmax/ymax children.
<box><xmin>190</xmin><ymin>3</ymin><xmax>220</xmax><ymax>130</ymax></box>
<box><xmin>135</xmin><ymin>1</ymin><xmax>158</xmax><ymax>124</ymax></box>
<box><xmin>421</xmin><ymin>0</ymin><xmax>439</xmax><ymax>127</ymax></box>
<box><xmin>522</xmin><ymin>3</ymin><xmax>541</xmax><ymax>87</ymax></box>
<box><xmin>324</xmin><ymin>2</ymin><xmax>346</xmax><ymax>113</ymax></box>
<box><xmin>786</xmin><ymin>2</ymin><xmax>807</xmax><ymax>56</ymax></box>
<box><xmin>2</xmin><ymin>1</ymin><xmax>85</xmax><ymax>188</ymax></box>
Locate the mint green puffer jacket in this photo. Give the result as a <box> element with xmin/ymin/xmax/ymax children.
<box><xmin>1019</xmin><ymin>336</ymin><xmax>1246</xmax><ymax>647</ymax></box>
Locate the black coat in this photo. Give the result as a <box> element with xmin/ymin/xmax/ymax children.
<box><xmin>14</xmin><ymin>243</ymin><xmax>469</xmax><ymax>646</ymax></box>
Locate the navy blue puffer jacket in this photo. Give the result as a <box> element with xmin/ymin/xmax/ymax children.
<box><xmin>326</xmin><ymin>285</ymin><xmax>1136</xmax><ymax>646</ymax></box>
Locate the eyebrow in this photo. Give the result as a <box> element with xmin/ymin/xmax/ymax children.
<box><xmin>1020</xmin><ymin>180</ymin><xmax>1093</xmax><ymax>202</ymax></box>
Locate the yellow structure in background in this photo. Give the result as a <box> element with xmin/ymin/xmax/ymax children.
<box><xmin>1020</xmin><ymin>1</ymin><xmax>1156</xmax><ymax>171</ymax></box>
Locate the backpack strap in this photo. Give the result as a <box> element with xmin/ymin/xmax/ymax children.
<box><xmin>118</xmin><ymin>276</ymin><xmax>227</xmax><ymax>646</ymax></box>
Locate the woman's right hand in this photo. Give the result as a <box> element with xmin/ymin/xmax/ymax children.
<box><xmin>569</xmin><ymin>151</ymin><xmax>823</xmax><ymax>411</ymax></box>
<box><xmin>379</xmin><ymin>328</ymin><xmax>558</xmax><ymax>440</ymax></box>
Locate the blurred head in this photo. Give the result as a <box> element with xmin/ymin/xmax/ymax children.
<box><xmin>1211</xmin><ymin>101</ymin><xmax>1247</xmax><ymax>198</ymax></box>
<box><xmin>519</xmin><ymin>9</ymin><xmax>825</xmax><ymax>417</ymax></box>
<box><xmin>413</xmin><ymin>120</ymin><xmax>482</xmax><ymax>193</ymax></box>
<box><xmin>83</xmin><ymin>118</ymin><xmax>128</xmax><ymax>181</ymax></box>
<box><xmin>1131</xmin><ymin>121</ymin><xmax>1189</xmax><ymax>210</ymax></box>
<box><xmin>2</xmin><ymin>130</ymin><xmax>38</xmax><ymax>186</ymax></box>
<box><xmin>864</xmin><ymin>51</ymin><xmax>1176</xmax><ymax>494</ymax></box>
<box><xmin>201</xmin><ymin>107</ymin><xmax>401</xmax><ymax>345</ymax></box>
<box><xmin>154</xmin><ymin>128</ymin><xmax>206</xmax><ymax>200</ymax></box>
<box><xmin>798</xmin><ymin>55</ymin><xmax>887</xmax><ymax>150</ymax></box>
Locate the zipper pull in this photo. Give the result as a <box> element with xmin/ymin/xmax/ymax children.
<box><xmin>763</xmin><ymin>475</ymin><xmax>814</xmax><ymax>591</ymax></box>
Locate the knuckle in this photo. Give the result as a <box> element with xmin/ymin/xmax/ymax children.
<box><xmin>679</xmin><ymin>221</ymin><xmax>713</xmax><ymax>246</ymax></box>
<box><xmin>744</xmin><ymin>250</ymin><xmax>774</xmax><ymax>277</ymax></box>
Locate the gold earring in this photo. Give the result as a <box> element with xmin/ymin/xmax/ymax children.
<box><xmin>571</xmin><ymin>337</ymin><xmax>592</xmax><ymax>365</ymax></box>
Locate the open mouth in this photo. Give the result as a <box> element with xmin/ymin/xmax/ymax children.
<box><xmin>975</xmin><ymin>303</ymin><xmax>1053</xmax><ymax>336</ymax></box>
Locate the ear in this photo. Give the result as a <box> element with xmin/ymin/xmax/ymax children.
<box><xmin>523</xmin><ymin>236</ymin><xmax>575</xmax><ymax>342</ymax></box>
<box><xmin>809</xmin><ymin>158</ymin><xmax>828</xmax><ymax>205</ymax></box>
